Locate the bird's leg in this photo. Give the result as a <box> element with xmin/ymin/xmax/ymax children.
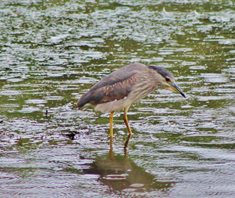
<box><xmin>124</xmin><ymin>133</ymin><xmax>131</xmax><ymax>151</ymax></box>
<box><xmin>123</xmin><ymin>108</ymin><xmax>132</xmax><ymax>136</ymax></box>
<box><xmin>123</xmin><ymin>108</ymin><xmax>132</xmax><ymax>149</ymax></box>
<box><xmin>109</xmin><ymin>111</ymin><xmax>114</xmax><ymax>138</ymax></box>
<box><xmin>109</xmin><ymin>136</ymin><xmax>113</xmax><ymax>153</ymax></box>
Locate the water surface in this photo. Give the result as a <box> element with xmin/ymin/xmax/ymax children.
<box><xmin>0</xmin><ymin>0</ymin><xmax>235</xmax><ymax>197</ymax></box>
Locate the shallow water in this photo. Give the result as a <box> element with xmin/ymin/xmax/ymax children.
<box><xmin>0</xmin><ymin>0</ymin><xmax>235</xmax><ymax>197</ymax></box>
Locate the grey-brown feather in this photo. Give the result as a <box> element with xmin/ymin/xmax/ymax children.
<box><xmin>78</xmin><ymin>63</ymin><xmax>147</xmax><ymax>108</ymax></box>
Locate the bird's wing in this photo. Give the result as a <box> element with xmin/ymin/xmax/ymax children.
<box><xmin>78</xmin><ymin>63</ymin><xmax>146</xmax><ymax>108</ymax></box>
<box><xmin>90</xmin><ymin>63</ymin><xmax>145</xmax><ymax>91</ymax></box>
<box><xmin>90</xmin><ymin>73</ymin><xmax>138</xmax><ymax>104</ymax></box>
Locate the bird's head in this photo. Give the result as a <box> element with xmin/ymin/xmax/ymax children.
<box><xmin>149</xmin><ymin>66</ymin><xmax>186</xmax><ymax>98</ymax></box>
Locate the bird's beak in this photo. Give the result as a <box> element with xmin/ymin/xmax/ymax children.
<box><xmin>169</xmin><ymin>82</ymin><xmax>186</xmax><ymax>98</ymax></box>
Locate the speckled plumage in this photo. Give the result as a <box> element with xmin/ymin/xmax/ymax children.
<box><xmin>78</xmin><ymin>63</ymin><xmax>168</xmax><ymax>112</ymax></box>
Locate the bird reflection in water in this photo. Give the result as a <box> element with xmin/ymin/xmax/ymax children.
<box><xmin>83</xmin><ymin>140</ymin><xmax>174</xmax><ymax>194</ymax></box>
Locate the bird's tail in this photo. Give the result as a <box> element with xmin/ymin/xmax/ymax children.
<box><xmin>77</xmin><ymin>94</ymin><xmax>90</xmax><ymax>110</ymax></box>
<box><xmin>77</xmin><ymin>100</ymin><xmax>86</xmax><ymax>110</ymax></box>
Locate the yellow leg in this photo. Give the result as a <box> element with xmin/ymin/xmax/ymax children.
<box><xmin>109</xmin><ymin>136</ymin><xmax>113</xmax><ymax>153</ymax></box>
<box><xmin>124</xmin><ymin>133</ymin><xmax>131</xmax><ymax>151</ymax></box>
<box><xmin>123</xmin><ymin>108</ymin><xmax>132</xmax><ymax>136</ymax></box>
<box><xmin>109</xmin><ymin>111</ymin><xmax>114</xmax><ymax>138</ymax></box>
<box><xmin>123</xmin><ymin>107</ymin><xmax>132</xmax><ymax>149</ymax></box>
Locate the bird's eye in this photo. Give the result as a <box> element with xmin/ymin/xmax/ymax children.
<box><xmin>165</xmin><ymin>77</ymin><xmax>170</xmax><ymax>82</ymax></box>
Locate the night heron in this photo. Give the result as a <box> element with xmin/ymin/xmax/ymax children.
<box><xmin>78</xmin><ymin>63</ymin><xmax>186</xmax><ymax>147</ymax></box>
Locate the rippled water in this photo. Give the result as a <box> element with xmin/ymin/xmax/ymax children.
<box><xmin>0</xmin><ymin>0</ymin><xmax>235</xmax><ymax>197</ymax></box>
